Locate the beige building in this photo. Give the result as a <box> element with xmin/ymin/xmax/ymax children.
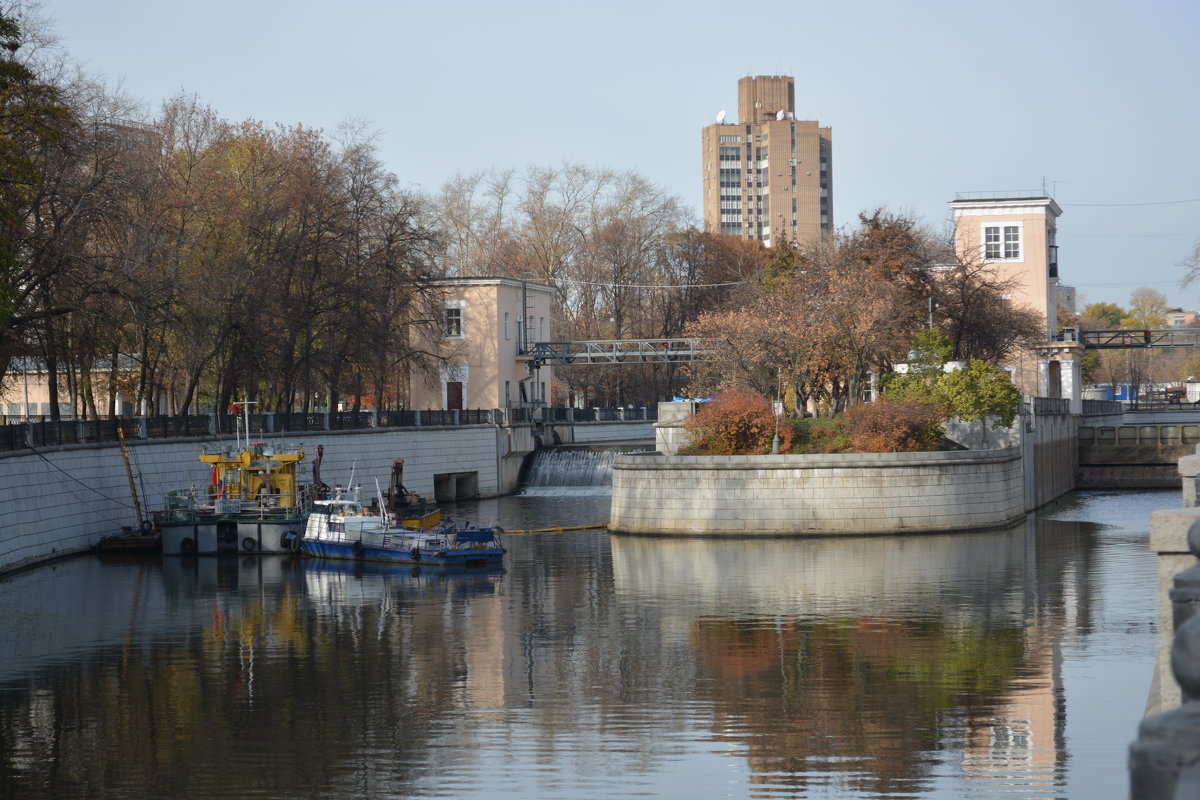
<box><xmin>701</xmin><ymin>75</ymin><xmax>833</xmax><ymax>247</ymax></box>
<box><xmin>408</xmin><ymin>278</ymin><xmax>555</xmax><ymax>410</ymax></box>
<box><xmin>949</xmin><ymin>193</ymin><xmax>1081</xmax><ymax>405</ymax></box>
<box><xmin>949</xmin><ymin>194</ymin><xmax>1065</xmax><ymax>340</ymax></box>
<box><xmin>1</xmin><ymin>358</ymin><xmax>134</xmax><ymax>419</ymax></box>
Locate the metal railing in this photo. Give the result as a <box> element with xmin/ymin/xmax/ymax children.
<box><xmin>0</xmin><ymin>406</ymin><xmax>659</xmax><ymax>453</ymax></box>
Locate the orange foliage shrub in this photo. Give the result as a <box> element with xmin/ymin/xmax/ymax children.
<box><xmin>839</xmin><ymin>399</ymin><xmax>947</xmax><ymax>453</ymax></box>
<box><xmin>681</xmin><ymin>389</ymin><xmax>795</xmax><ymax>455</ymax></box>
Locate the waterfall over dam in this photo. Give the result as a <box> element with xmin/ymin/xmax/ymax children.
<box><xmin>519</xmin><ymin>448</ymin><xmax>649</xmax><ymax>496</ymax></box>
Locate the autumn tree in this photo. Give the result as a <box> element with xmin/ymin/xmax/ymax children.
<box><xmin>0</xmin><ymin>10</ymin><xmax>76</xmax><ymax>391</ymax></box>
<box><xmin>929</xmin><ymin>251</ymin><xmax>1046</xmax><ymax>363</ymax></box>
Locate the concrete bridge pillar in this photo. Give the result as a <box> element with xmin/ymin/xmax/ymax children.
<box><xmin>1060</xmin><ymin>357</ymin><xmax>1082</xmax><ymax>415</ymax></box>
<box><xmin>1034</xmin><ymin>341</ymin><xmax>1084</xmax><ymax>412</ymax></box>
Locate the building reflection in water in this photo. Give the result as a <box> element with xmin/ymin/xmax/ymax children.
<box><xmin>609</xmin><ymin>518</ymin><xmax>1092</xmax><ymax>796</ymax></box>
<box><xmin>0</xmin><ymin>507</ymin><xmax>1111</xmax><ymax>799</ymax></box>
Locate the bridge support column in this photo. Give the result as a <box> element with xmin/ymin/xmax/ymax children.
<box><xmin>1038</xmin><ymin>359</ymin><xmax>1052</xmax><ymax>397</ymax></box>
<box><xmin>1061</xmin><ymin>356</ymin><xmax>1082</xmax><ymax>415</ymax></box>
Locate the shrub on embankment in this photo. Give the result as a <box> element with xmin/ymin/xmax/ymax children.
<box><xmin>679</xmin><ymin>389</ymin><xmax>951</xmax><ymax>455</ymax></box>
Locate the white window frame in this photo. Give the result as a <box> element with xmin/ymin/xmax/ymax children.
<box><xmin>982</xmin><ymin>221</ymin><xmax>1023</xmax><ymax>261</ymax></box>
<box><xmin>443</xmin><ymin>301</ymin><xmax>465</xmax><ymax>338</ymax></box>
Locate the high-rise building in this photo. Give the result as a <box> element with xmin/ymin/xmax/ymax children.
<box><xmin>701</xmin><ymin>75</ymin><xmax>832</xmax><ymax>247</ymax></box>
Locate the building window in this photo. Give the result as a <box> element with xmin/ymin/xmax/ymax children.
<box><xmin>984</xmin><ymin>224</ymin><xmax>1022</xmax><ymax>260</ymax></box>
<box><xmin>504</xmin><ymin>312</ymin><xmax>510</xmax><ymax>340</ymax></box>
<box><xmin>539</xmin><ymin>317</ymin><xmax>545</xmax><ymax>341</ymax></box>
<box><xmin>443</xmin><ymin>306</ymin><xmax>463</xmax><ymax>338</ymax></box>
<box><xmin>505</xmin><ymin>380</ymin><xmax>511</xmax><ymax>408</ymax></box>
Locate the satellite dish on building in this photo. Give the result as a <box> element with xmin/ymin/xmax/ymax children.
<box><xmin>716</xmin><ymin>110</ymin><xmax>727</xmax><ymax>123</ymax></box>
<box><xmin>776</xmin><ymin>109</ymin><xmax>786</xmax><ymax>120</ymax></box>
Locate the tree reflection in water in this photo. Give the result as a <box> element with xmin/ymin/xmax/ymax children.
<box><xmin>0</xmin><ymin>493</ymin><xmax>1158</xmax><ymax>799</ymax></box>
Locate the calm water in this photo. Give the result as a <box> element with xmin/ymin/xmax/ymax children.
<box><xmin>0</xmin><ymin>489</ymin><xmax>1172</xmax><ymax>799</ymax></box>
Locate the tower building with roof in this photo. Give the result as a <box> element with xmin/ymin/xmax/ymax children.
<box><xmin>701</xmin><ymin>75</ymin><xmax>832</xmax><ymax>247</ymax></box>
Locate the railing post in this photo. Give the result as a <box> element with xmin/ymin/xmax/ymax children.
<box><xmin>209</xmin><ymin>414</ymin><xmax>217</xmax><ymax>436</ymax></box>
<box><xmin>452</xmin><ymin>409</ymin><xmax>460</xmax><ymax>426</ymax></box>
<box><xmin>1131</xmin><ymin>520</ymin><xmax>1200</xmax><ymax>797</ymax></box>
<box><xmin>370</xmin><ymin>409</ymin><xmax>379</xmax><ymax>428</ymax></box>
<box><xmin>414</xmin><ymin>410</ymin><xmax>422</xmax><ymax>427</ymax></box>
<box><xmin>1181</xmin><ymin>446</ymin><xmax>1200</xmax><ymax>508</ymax></box>
<box><xmin>322</xmin><ymin>412</ymin><xmax>330</xmax><ymax>431</ymax></box>
<box><xmin>138</xmin><ymin>416</ymin><xmax>148</xmax><ymax>439</ymax></box>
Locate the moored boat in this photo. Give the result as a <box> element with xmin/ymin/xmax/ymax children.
<box><xmin>160</xmin><ymin>406</ymin><xmax>312</xmax><ymax>556</ymax></box>
<box><xmin>293</xmin><ymin>492</ymin><xmax>504</xmax><ymax>569</ymax></box>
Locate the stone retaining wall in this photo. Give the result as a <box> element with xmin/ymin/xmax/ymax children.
<box><xmin>0</xmin><ymin>426</ymin><xmax>508</xmax><ymax>575</ymax></box>
<box><xmin>609</xmin><ymin>448</ymin><xmax>1025</xmax><ymax>535</ymax></box>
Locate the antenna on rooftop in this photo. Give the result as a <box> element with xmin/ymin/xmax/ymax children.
<box><xmin>716</xmin><ymin>110</ymin><xmax>726</xmax><ymax>123</ymax></box>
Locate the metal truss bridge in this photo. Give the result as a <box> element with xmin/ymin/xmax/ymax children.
<box><xmin>524</xmin><ymin>329</ymin><xmax>1200</xmax><ymax>371</ymax></box>
<box><xmin>526</xmin><ymin>338</ymin><xmax>714</xmax><ymax>369</ymax></box>
<box><xmin>1076</xmin><ymin>329</ymin><xmax>1200</xmax><ymax>349</ymax></box>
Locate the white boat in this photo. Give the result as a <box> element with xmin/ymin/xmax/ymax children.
<box><xmin>293</xmin><ymin>489</ymin><xmax>504</xmax><ymax>569</ymax></box>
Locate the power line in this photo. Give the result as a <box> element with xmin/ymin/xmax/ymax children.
<box><xmin>1061</xmin><ymin>198</ymin><xmax>1200</xmax><ymax>207</ymax></box>
<box><xmin>1060</xmin><ymin>232</ymin><xmax>1198</xmax><ymax>239</ymax></box>
<box><xmin>572</xmin><ymin>279</ymin><xmax>747</xmax><ymax>290</ymax></box>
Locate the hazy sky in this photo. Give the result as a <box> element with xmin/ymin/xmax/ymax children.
<box><xmin>39</xmin><ymin>0</ymin><xmax>1200</xmax><ymax>309</ymax></box>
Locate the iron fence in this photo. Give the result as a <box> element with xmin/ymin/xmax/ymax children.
<box><xmin>378</xmin><ymin>410</ymin><xmax>418</xmax><ymax>427</ymax></box>
<box><xmin>144</xmin><ymin>415</ymin><xmax>210</xmax><ymax>438</ymax></box>
<box><xmin>0</xmin><ymin>406</ymin><xmax>657</xmax><ymax>453</ymax></box>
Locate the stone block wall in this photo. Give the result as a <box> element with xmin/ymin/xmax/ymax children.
<box><xmin>609</xmin><ymin>448</ymin><xmax>1025</xmax><ymax>535</ymax></box>
<box><xmin>0</xmin><ymin>426</ymin><xmax>506</xmax><ymax>575</ymax></box>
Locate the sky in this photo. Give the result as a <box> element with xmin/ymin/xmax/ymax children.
<box><xmin>34</xmin><ymin>0</ymin><xmax>1200</xmax><ymax>309</ymax></box>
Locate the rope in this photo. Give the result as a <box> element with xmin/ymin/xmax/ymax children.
<box><xmin>502</xmin><ymin>523</ymin><xmax>607</xmax><ymax>535</ymax></box>
<box><xmin>27</xmin><ymin>446</ymin><xmax>139</xmax><ymax>510</ymax></box>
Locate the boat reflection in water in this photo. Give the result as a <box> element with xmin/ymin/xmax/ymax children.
<box><xmin>609</xmin><ymin>520</ymin><xmax>1089</xmax><ymax>798</ymax></box>
<box><xmin>0</xmin><ymin>489</ymin><xmax>1157</xmax><ymax>800</ymax></box>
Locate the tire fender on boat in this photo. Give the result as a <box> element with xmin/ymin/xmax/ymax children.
<box><xmin>353</xmin><ymin>540</ymin><xmax>364</xmax><ymax>559</ymax></box>
<box><xmin>242</xmin><ymin>537</ymin><xmax>257</xmax><ymax>552</ymax></box>
<box><xmin>410</xmin><ymin>548</ymin><xmax>421</xmax><ymax>561</ymax></box>
<box><xmin>180</xmin><ymin>537</ymin><xmax>196</xmax><ymax>554</ymax></box>
<box><xmin>139</xmin><ymin>519</ymin><xmax>155</xmax><ymax>534</ymax></box>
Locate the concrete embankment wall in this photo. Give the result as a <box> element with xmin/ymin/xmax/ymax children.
<box><xmin>0</xmin><ymin>425</ymin><xmax>513</xmax><ymax>575</ymax></box>
<box><xmin>1078</xmin><ymin>411</ymin><xmax>1200</xmax><ymax>489</ymax></box>
<box><xmin>545</xmin><ymin>421</ymin><xmax>656</xmax><ymax>448</ymax></box>
<box><xmin>609</xmin><ymin>448</ymin><xmax>1025</xmax><ymax>536</ymax></box>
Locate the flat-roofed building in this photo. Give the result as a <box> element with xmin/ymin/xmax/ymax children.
<box><xmin>949</xmin><ymin>193</ymin><xmax>1081</xmax><ymax>406</ymax></box>
<box><xmin>949</xmin><ymin>193</ymin><xmax>1065</xmax><ymax>340</ymax></box>
<box><xmin>701</xmin><ymin>75</ymin><xmax>832</xmax><ymax>247</ymax></box>
<box><xmin>408</xmin><ymin>278</ymin><xmax>555</xmax><ymax>411</ymax></box>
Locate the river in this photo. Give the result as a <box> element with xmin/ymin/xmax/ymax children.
<box><xmin>0</xmin><ymin>487</ymin><xmax>1172</xmax><ymax>799</ymax></box>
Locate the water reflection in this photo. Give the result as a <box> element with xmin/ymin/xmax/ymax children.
<box><xmin>0</xmin><ymin>494</ymin><xmax>1159</xmax><ymax>799</ymax></box>
<box><xmin>608</xmin><ymin>521</ymin><xmax>1093</xmax><ymax>797</ymax></box>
